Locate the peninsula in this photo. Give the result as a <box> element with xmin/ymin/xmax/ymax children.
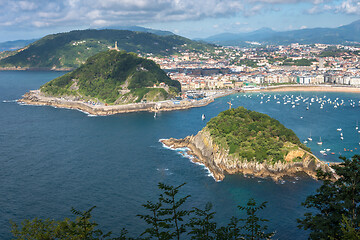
<box><xmin>19</xmin><ymin>50</ymin><xmax>231</xmax><ymax>115</ymax></box>
<box><xmin>161</xmin><ymin>107</ymin><xmax>332</xmax><ymax>181</ymax></box>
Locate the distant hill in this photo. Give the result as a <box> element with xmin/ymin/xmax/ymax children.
<box><xmin>100</xmin><ymin>25</ymin><xmax>174</xmax><ymax>36</ymax></box>
<box><xmin>0</xmin><ymin>29</ymin><xmax>214</xmax><ymax>69</ymax></box>
<box><xmin>41</xmin><ymin>50</ymin><xmax>181</xmax><ymax>104</ymax></box>
<box><xmin>203</xmin><ymin>19</ymin><xmax>360</xmax><ymax>46</ymax></box>
<box><xmin>0</xmin><ymin>39</ymin><xmax>37</xmax><ymax>52</ymax></box>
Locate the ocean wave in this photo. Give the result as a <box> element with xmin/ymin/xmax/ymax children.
<box><xmin>2</xmin><ymin>100</ymin><xmax>17</xmax><ymax>103</ymax></box>
<box><xmin>156</xmin><ymin>168</ymin><xmax>173</xmax><ymax>176</ymax></box>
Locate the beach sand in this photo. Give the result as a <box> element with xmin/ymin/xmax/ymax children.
<box><xmin>260</xmin><ymin>85</ymin><xmax>360</xmax><ymax>93</ymax></box>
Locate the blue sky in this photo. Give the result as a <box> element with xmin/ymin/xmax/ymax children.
<box><xmin>0</xmin><ymin>0</ymin><xmax>359</xmax><ymax>42</ymax></box>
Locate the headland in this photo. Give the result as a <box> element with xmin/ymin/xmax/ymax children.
<box><xmin>161</xmin><ymin>107</ymin><xmax>334</xmax><ymax>182</ymax></box>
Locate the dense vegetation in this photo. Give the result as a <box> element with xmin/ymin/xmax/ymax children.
<box><xmin>282</xmin><ymin>58</ymin><xmax>315</xmax><ymax>66</ymax></box>
<box><xmin>298</xmin><ymin>155</ymin><xmax>360</xmax><ymax>239</ymax></box>
<box><xmin>41</xmin><ymin>50</ymin><xmax>181</xmax><ymax>103</ymax></box>
<box><xmin>0</xmin><ymin>29</ymin><xmax>215</xmax><ymax>69</ymax></box>
<box><xmin>206</xmin><ymin>107</ymin><xmax>310</xmax><ymax>163</ymax></box>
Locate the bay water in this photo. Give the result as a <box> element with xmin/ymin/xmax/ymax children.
<box><xmin>1</xmin><ymin>71</ymin><xmax>360</xmax><ymax>239</ymax></box>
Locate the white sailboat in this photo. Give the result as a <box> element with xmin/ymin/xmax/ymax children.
<box><xmin>308</xmin><ymin>131</ymin><xmax>313</xmax><ymax>141</ymax></box>
<box><xmin>317</xmin><ymin>137</ymin><xmax>323</xmax><ymax>145</ymax></box>
<box><xmin>202</xmin><ymin>114</ymin><xmax>205</xmax><ymax>120</ymax></box>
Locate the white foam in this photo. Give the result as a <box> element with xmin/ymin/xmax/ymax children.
<box><xmin>159</xmin><ymin>139</ymin><xmax>221</xmax><ymax>182</ymax></box>
<box><xmin>2</xmin><ymin>100</ymin><xmax>17</xmax><ymax>103</ymax></box>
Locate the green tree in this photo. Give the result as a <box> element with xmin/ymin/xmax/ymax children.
<box><xmin>215</xmin><ymin>198</ymin><xmax>274</xmax><ymax>240</ymax></box>
<box><xmin>11</xmin><ymin>206</ymin><xmax>112</xmax><ymax>240</ymax></box>
<box><xmin>188</xmin><ymin>202</ymin><xmax>217</xmax><ymax>240</ymax></box>
<box><xmin>138</xmin><ymin>183</ymin><xmax>190</xmax><ymax>240</ymax></box>
<box><xmin>298</xmin><ymin>155</ymin><xmax>360</xmax><ymax>239</ymax></box>
<box><xmin>238</xmin><ymin>198</ymin><xmax>274</xmax><ymax>240</ymax></box>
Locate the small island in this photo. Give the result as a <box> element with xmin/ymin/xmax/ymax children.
<box><xmin>19</xmin><ymin>50</ymin><xmax>223</xmax><ymax>115</ymax></box>
<box><xmin>162</xmin><ymin>107</ymin><xmax>332</xmax><ymax>181</ymax></box>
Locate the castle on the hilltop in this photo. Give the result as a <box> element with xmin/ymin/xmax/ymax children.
<box><xmin>110</xmin><ymin>41</ymin><xmax>119</xmax><ymax>51</ymax></box>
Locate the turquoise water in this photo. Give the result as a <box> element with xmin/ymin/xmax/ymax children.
<box><xmin>1</xmin><ymin>71</ymin><xmax>360</xmax><ymax>239</ymax></box>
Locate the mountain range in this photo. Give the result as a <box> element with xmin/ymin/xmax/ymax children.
<box><xmin>0</xmin><ymin>39</ymin><xmax>37</xmax><ymax>52</ymax></box>
<box><xmin>202</xmin><ymin>19</ymin><xmax>360</xmax><ymax>46</ymax></box>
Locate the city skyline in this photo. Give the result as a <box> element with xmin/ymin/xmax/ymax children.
<box><xmin>0</xmin><ymin>0</ymin><xmax>359</xmax><ymax>42</ymax></box>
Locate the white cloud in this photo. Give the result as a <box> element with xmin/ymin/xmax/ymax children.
<box><xmin>18</xmin><ymin>1</ymin><xmax>37</xmax><ymax>11</ymax></box>
<box><xmin>337</xmin><ymin>0</ymin><xmax>360</xmax><ymax>14</ymax></box>
<box><xmin>0</xmin><ymin>0</ymin><xmax>358</xmax><ymax>31</ymax></box>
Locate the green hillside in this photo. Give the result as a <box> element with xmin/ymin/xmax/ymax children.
<box><xmin>41</xmin><ymin>50</ymin><xmax>181</xmax><ymax>104</ymax></box>
<box><xmin>0</xmin><ymin>29</ymin><xmax>215</xmax><ymax>69</ymax></box>
<box><xmin>206</xmin><ymin>107</ymin><xmax>310</xmax><ymax>163</ymax></box>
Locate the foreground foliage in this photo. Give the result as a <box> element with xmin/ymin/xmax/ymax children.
<box><xmin>206</xmin><ymin>106</ymin><xmax>310</xmax><ymax>163</ymax></box>
<box><xmin>11</xmin><ymin>183</ymin><xmax>274</xmax><ymax>240</ymax></box>
<box><xmin>298</xmin><ymin>155</ymin><xmax>360</xmax><ymax>239</ymax></box>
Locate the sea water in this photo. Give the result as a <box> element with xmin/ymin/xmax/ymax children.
<box><xmin>1</xmin><ymin>71</ymin><xmax>360</xmax><ymax>239</ymax></box>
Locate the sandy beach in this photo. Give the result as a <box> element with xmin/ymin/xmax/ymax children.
<box><xmin>258</xmin><ymin>85</ymin><xmax>360</xmax><ymax>93</ymax></box>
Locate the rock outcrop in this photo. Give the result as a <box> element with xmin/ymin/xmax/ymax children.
<box><xmin>161</xmin><ymin>129</ymin><xmax>333</xmax><ymax>181</ymax></box>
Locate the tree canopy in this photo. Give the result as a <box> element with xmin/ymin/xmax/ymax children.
<box><xmin>298</xmin><ymin>155</ymin><xmax>360</xmax><ymax>239</ymax></box>
<box><xmin>206</xmin><ymin>106</ymin><xmax>310</xmax><ymax>164</ymax></box>
<box><xmin>41</xmin><ymin>50</ymin><xmax>181</xmax><ymax>103</ymax></box>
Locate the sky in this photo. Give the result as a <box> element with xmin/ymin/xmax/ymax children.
<box><xmin>0</xmin><ymin>0</ymin><xmax>359</xmax><ymax>42</ymax></box>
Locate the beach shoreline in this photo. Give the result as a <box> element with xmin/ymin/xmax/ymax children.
<box><xmin>245</xmin><ymin>84</ymin><xmax>360</xmax><ymax>93</ymax></box>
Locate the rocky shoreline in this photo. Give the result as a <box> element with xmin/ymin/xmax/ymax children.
<box><xmin>161</xmin><ymin>129</ymin><xmax>334</xmax><ymax>182</ymax></box>
<box><xmin>18</xmin><ymin>90</ymin><xmax>234</xmax><ymax>116</ymax></box>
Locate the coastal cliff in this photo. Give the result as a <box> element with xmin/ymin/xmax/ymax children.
<box><xmin>161</xmin><ymin>129</ymin><xmax>332</xmax><ymax>181</ymax></box>
<box><xmin>161</xmin><ymin>107</ymin><xmax>333</xmax><ymax>181</ymax></box>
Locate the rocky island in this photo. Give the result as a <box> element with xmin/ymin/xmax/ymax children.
<box><xmin>18</xmin><ymin>50</ymin><xmax>222</xmax><ymax>115</ymax></box>
<box><xmin>162</xmin><ymin>107</ymin><xmax>333</xmax><ymax>181</ymax></box>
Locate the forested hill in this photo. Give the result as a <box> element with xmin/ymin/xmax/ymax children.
<box><xmin>206</xmin><ymin>107</ymin><xmax>310</xmax><ymax>163</ymax></box>
<box><xmin>41</xmin><ymin>50</ymin><xmax>181</xmax><ymax>104</ymax></box>
<box><xmin>0</xmin><ymin>29</ymin><xmax>215</xmax><ymax>69</ymax></box>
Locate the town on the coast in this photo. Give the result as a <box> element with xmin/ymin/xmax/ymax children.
<box><xmin>144</xmin><ymin>43</ymin><xmax>360</xmax><ymax>92</ymax></box>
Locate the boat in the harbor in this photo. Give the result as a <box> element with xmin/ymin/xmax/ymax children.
<box><xmin>317</xmin><ymin>137</ymin><xmax>323</xmax><ymax>145</ymax></box>
<box><xmin>307</xmin><ymin>132</ymin><xmax>313</xmax><ymax>141</ymax></box>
